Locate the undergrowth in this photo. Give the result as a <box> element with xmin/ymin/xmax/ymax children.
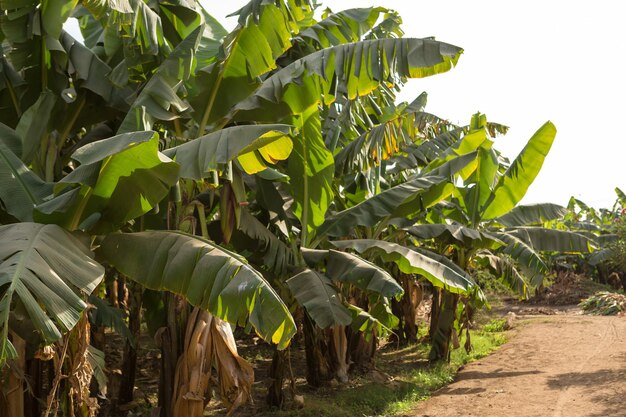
<box><xmin>257</xmin><ymin>322</ymin><xmax>507</xmax><ymax>417</ymax></box>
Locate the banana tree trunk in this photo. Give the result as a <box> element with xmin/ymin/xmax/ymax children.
<box><xmin>266</xmin><ymin>347</ymin><xmax>287</xmax><ymax>408</ymax></box>
<box><xmin>119</xmin><ymin>282</ymin><xmax>142</xmax><ymax>404</ymax></box>
<box><xmin>24</xmin><ymin>358</ymin><xmax>41</xmax><ymax>417</ymax></box>
<box><xmin>429</xmin><ymin>291</ymin><xmax>459</xmax><ymax>362</ymax></box>
<box><xmin>302</xmin><ymin>314</ymin><xmax>332</xmax><ymax>387</ymax></box>
<box><xmin>393</xmin><ymin>275</ymin><xmax>423</xmax><ymax>344</ymax></box>
<box><xmin>42</xmin><ymin>312</ymin><xmax>97</xmax><ymax>417</ymax></box>
<box><xmin>428</xmin><ymin>287</ymin><xmax>441</xmax><ymax>342</ymax></box>
<box><xmin>1</xmin><ymin>333</ymin><xmax>25</xmax><ymax>417</ymax></box>
<box><xmin>347</xmin><ymin>327</ymin><xmax>376</xmax><ymax>372</ymax></box>
<box><xmin>157</xmin><ymin>293</ymin><xmax>187</xmax><ymax>417</ymax></box>
<box><xmin>328</xmin><ymin>326</ymin><xmax>349</xmax><ymax>383</ymax></box>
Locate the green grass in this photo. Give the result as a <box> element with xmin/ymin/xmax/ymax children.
<box><xmin>481</xmin><ymin>318</ymin><xmax>507</xmax><ymax>333</ymax></box>
<box><xmin>258</xmin><ymin>327</ymin><xmax>507</xmax><ymax>417</ymax></box>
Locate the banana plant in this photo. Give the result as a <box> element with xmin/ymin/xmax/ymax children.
<box><xmin>402</xmin><ymin>113</ymin><xmax>594</xmax><ymax>361</ymax></box>
<box><xmin>178</xmin><ymin>2</ymin><xmax>465</xmax><ymax>394</ymax></box>
<box><xmin>562</xmin><ymin>191</ymin><xmax>624</xmax><ymax>285</ymax></box>
<box><xmin>0</xmin><ymin>2</ymin><xmax>303</xmax><ymax>415</ymax></box>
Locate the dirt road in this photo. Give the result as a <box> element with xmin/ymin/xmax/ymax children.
<box><xmin>409</xmin><ymin>314</ymin><xmax>626</xmax><ymax>417</ymax></box>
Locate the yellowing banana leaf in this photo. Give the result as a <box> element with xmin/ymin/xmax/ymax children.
<box><xmin>233</xmin><ymin>38</ymin><xmax>463</xmax><ymax>122</ymax></box>
<box><xmin>163</xmin><ymin>124</ymin><xmax>293</xmax><ymax>178</ymax></box>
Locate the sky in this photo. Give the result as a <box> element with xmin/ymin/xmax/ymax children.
<box><xmin>67</xmin><ymin>1</ymin><xmax>626</xmax><ymax>209</ymax></box>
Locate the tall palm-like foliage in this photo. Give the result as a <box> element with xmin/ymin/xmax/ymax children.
<box><xmin>402</xmin><ymin>114</ymin><xmax>594</xmax><ymax>360</ymax></box>
<box><xmin>0</xmin><ymin>0</ymin><xmax>299</xmax><ymax>414</ymax></box>
<box><xmin>1</xmin><ymin>0</ymin><xmax>590</xmax><ymax>413</ymax></box>
<box><xmin>0</xmin><ymin>0</ymin><xmax>470</xmax><ymax>414</ymax></box>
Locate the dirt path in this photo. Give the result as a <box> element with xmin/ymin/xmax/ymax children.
<box><xmin>409</xmin><ymin>314</ymin><xmax>626</xmax><ymax>417</ymax></box>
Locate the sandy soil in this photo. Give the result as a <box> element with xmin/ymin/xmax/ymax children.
<box><xmin>409</xmin><ymin>314</ymin><xmax>626</xmax><ymax>417</ymax></box>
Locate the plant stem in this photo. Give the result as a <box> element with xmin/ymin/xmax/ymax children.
<box><xmin>57</xmin><ymin>95</ymin><xmax>86</xmax><ymax>149</ymax></box>
<box><xmin>2</xmin><ymin>70</ymin><xmax>22</xmax><ymax>118</ymax></box>
<box><xmin>68</xmin><ymin>188</ymin><xmax>93</xmax><ymax>231</ymax></box>
<box><xmin>197</xmin><ymin>31</ymin><xmax>242</xmax><ymax>136</ymax></box>
<box><xmin>42</xmin><ymin>339</ymin><xmax>69</xmax><ymax>417</ymax></box>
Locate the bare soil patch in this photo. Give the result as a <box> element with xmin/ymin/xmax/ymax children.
<box><xmin>408</xmin><ymin>314</ymin><xmax>626</xmax><ymax>417</ymax></box>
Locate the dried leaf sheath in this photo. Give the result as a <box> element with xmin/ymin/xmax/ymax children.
<box><xmin>172</xmin><ymin>307</ymin><xmax>253</xmax><ymax>417</ymax></box>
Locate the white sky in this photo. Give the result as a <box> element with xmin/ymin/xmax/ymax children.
<box><xmin>67</xmin><ymin>1</ymin><xmax>626</xmax><ymax>209</ymax></box>
<box><xmin>201</xmin><ymin>0</ymin><xmax>626</xmax><ymax>210</ymax></box>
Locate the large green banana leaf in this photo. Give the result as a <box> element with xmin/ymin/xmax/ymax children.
<box><xmin>465</xmin><ymin>145</ymin><xmax>498</xmax><ymax>225</ymax></box>
<box><xmin>287</xmin><ymin>106</ymin><xmax>334</xmax><ymax>243</ymax></box>
<box><xmin>332</xmin><ymin>240</ymin><xmax>480</xmax><ymax>297</ymax></box>
<box><xmin>317</xmin><ymin>175</ymin><xmax>447</xmax><ymax>238</ymax></box>
<box><xmin>326</xmin><ymin>250</ymin><xmax>403</xmax><ymax>298</ymax></box>
<box><xmin>423</xmin><ymin>128</ymin><xmax>488</xmax><ymax>179</ymax></box>
<box><xmin>0</xmin><ymin>223</ymin><xmax>104</xmax><ymax>364</ymax></box>
<box><xmin>405</xmin><ymin>224</ymin><xmax>504</xmax><ymax>250</ymax></box>
<box><xmin>334</xmin><ymin>107</ymin><xmax>448</xmax><ymax>176</ymax></box>
<box><xmin>15</xmin><ymin>91</ymin><xmax>56</xmax><ymax>164</ymax></box>
<box><xmin>163</xmin><ymin>124</ymin><xmax>293</xmax><ymax>178</ymax></box>
<box><xmin>507</xmin><ymin>227</ymin><xmax>594</xmax><ymax>253</ymax></box>
<box><xmin>35</xmin><ymin>131</ymin><xmax>179</xmax><ymax>231</ymax></box>
<box><xmin>490</xmin><ymin>231</ymin><xmax>548</xmax><ymax>275</ymax></box>
<box><xmin>228</xmin><ymin>209</ymin><xmax>294</xmax><ymax>276</ymax></box>
<box><xmin>482</xmin><ymin>122</ymin><xmax>557</xmax><ymax>219</ymax></box>
<box><xmin>232</xmin><ymin>38</ymin><xmax>463</xmax><ymax>122</ymax></box>
<box><xmin>298</xmin><ymin>7</ymin><xmax>390</xmax><ymax>49</ymax></box>
<box><xmin>117</xmin><ymin>26</ymin><xmax>203</xmax><ymax>133</ymax></box>
<box><xmin>0</xmin><ymin>140</ymin><xmax>52</xmax><ymax>222</ymax></box>
<box><xmin>318</xmin><ymin>151</ymin><xmax>476</xmax><ymax>239</ymax></box>
<box><xmin>475</xmin><ymin>252</ymin><xmax>529</xmax><ymax>299</ymax></box>
<box><xmin>285</xmin><ymin>269</ymin><xmax>351</xmax><ymax>329</ymax></box>
<box><xmin>300</xmin><ymin>249</ymin><xmax>403</xmax><ymax>298</ymax></box>
<box><xmin>190</xmin><ymin>0</ymin><xmax>314</xmax><ymax>132</ymax></box>
<box><xmin>493</xmin><ymin>203</ymin><xmax>569</xmax><ymax>227</ymax></box>
<box><xmin>98</xmin><ymin>231</ymin><xmax>296</xmax><ymax>349</ymax></box>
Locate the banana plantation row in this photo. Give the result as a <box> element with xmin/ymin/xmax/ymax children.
<box><xmin>0</xmin><ymin>1</ymin><xmax>615</xmax><ymax>416</ymax></box>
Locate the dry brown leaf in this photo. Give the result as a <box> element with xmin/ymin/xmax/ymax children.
<box><xmin>172</xmin><ymin>308</ymin><xmax>253</xmax><ymax>417</ymax></box>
